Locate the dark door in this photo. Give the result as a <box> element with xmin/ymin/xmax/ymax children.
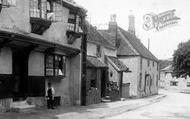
<box><xmin>12</xmin><ymin>49</ymin><xmax>29</xmax><ymax>101</ymax></box>
<box><xmin>101</xmin><ymin>70</ymin><xmax>107</xmax><ymax>97</ymax></box>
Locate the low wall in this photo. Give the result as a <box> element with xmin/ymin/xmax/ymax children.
<box><xmin>0</xmin><ymin>98</ymin><xmax>12</xmax><ymax>113</ymax></box>
<box><xmin>26</xmin><ymin>97</ymin><xmax>46</xmax><ymax>108</ymax></box>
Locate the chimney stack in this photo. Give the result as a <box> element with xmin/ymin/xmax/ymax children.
<box><xmin>108</xmin><ymin>14</ymin><xmax>117</xmax><ymax>34</ymax></box>
<box><xmin>128</xmin><ymin>11</ymin><xmax>135</xmax><ymax>35</ymax></box>
<box><xmin>108</xmin><ymin>14</ymin><xmax>117</xmax><ymax>47</ymax></box>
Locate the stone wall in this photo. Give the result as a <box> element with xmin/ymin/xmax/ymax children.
<box><xmin>86</xmin><ymin>88</ymin><xmax>101</xmax><ymax>105</ymax></box>
<box><xmin>0</xmin><ymin>98</ymin><xmax>12</xmax><ymax>113</ymax></box>
<box><xmin>0</xmin><ymin>47</ymin><xmax>12</xmax><ymax>74</ymax></box>
<box><xmin>138</xmin><ymin>57</ymin><xmax>159</xmax><ymax>97</ymax></box>
<box><xmin>0</xmin><ymin>47</ymin><xmax>12</xmax><ymax>112</ymax></box>
<box><xmin>107</xmin><ymin>62</ymin><xmax>119</xmax><ymax>86</ymax></box>
<box><xmin>119</xmin><ymin>56</ymin><xmax>138</xmax><ymax>97</ymax></box>
<box><xmin>69</xmin><ymin>54</ymin><xmax>82</xmax><ymax>105</ymax></box>
<box><xmin>87</xmin><ymin>43</ymin><xmax>97</xmax><ymax>56</ymax></box>
<box><xmin>0</xmin><ymin>0</ymin><xmax>30</xmax><ymax>32</ymax></box>
<box><xmin>26</xmin><ymin>97</ymin><xmax>45</xmax><ymax>108</ymax></box>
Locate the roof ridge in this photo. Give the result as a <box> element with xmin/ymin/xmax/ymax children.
<box><xmin>86</xmin><ymin>22</ymin><xmax>116</xmax><ymax>49</ymax></box>
<box><xmin>117</xmin><ymin>28</ymin><xmax>139</xmax><ymax>55</ymax></box>
<box><xmin>118</xmin><ymin>27</ymin><xmax>158</xmax><ymax>61</ymax></box>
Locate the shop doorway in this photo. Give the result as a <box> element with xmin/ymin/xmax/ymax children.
<box><xmin>12</xmin><ymin>49</ymin><xmax>30</xmax><ymax>101</ymax></box>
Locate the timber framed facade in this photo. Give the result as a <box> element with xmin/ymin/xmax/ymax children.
<box><xmin>0</xmin><ymin>0</ymin><xmax>87</xmax><ymax>112</ymax></box>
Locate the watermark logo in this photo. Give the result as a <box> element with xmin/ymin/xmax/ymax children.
<box><xmin>143</xmin><ymin>9</ymin><xmax>180</xmax><ymax>31</ymax></box>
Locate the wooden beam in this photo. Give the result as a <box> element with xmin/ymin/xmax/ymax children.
<box><xmin>0</xmin><ymin>38</ymin><xmax>12</xmax><ymax>49</ymax></box>
<box><xmin>23</xmin><ymin>44</ymin><xmax>39</xmax><ymax>54</ymax></box>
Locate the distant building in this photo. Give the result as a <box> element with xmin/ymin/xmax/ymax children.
<box><xmin>160</xmin><ymin>65</ymin><xmax>190</xmax><ymax>91</ymax></box>
<box><xmin>99</xmin><ymin>14</ymin><xmax>159</xmax><ymax>98</ymax></box>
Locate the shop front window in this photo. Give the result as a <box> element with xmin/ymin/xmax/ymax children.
<box><xmin>45</xmin><ymin>54</ymin><xmax>66</xmax><ymax>77</ymax></box>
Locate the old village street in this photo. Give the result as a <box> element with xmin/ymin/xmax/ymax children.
<box><xmin>107</xmin><ymin>90</ymin><xmax>190</xmax><ymax>119</ymax></box>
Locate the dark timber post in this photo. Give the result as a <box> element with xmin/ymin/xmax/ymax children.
<box><xmin>81</xmin><ymin>34</ymin><xmax>87</xmax><ymax>106</ymax></box>
<box><xmin>81</xmin><ymin>17</ymin><xmax>88</xmax><ymax>106</ymax></box>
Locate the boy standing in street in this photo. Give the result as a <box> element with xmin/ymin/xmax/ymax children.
<box><xmin>46</xmin><ymin>82</ymin><xmax>55</xmax><ymax>109</ymax></box>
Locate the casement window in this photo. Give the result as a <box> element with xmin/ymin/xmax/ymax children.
<box><xmin>0</xmin><ymin>0</ymin><xmax>16</xmax><ymax>6</ymax></box>
<box><xmin>45</xmin><ymin>54</ymin><xmax>66</xmax><ymax>77</ymax></box>
<box><xmin>67</xmin><ymin>13</ymin><xmax>82</xmax><ymax>32</ymax></box>
<box><xmin>170</xmin><ymin>81</ymin><xmax>178</xmax><ymax>86</ymax></box>
<box><xmin>87</xmin><ymin>69</ymin><xmax>97</xmax><ymax>88</ymax></box>
<box><xmin>187</xmin><ymin>82</ymin><xmax>190</xmax><ymax>87</ymax></box>
<box><xmin>30</xmin><ymin>0</ymin><xmax>63</xmax><ymax>21</ymax></box>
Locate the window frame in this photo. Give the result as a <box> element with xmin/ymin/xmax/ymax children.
<box><xmin>0</xmin><ymin>0</ymin><xmax>16</xmax><ymax>7</ymax></box>
<box><xmin>170</xmin><ymin>81</ymin><xmax>178</xmax><ymax>86</ymax></box>
<box><xmin>187</xmin><ymin>82</ymin><xmax>190</xmax><ymax>87</ymax></box>
<box><xmin>67</xmin><ymin>13</ymin><xmax>82</xmax><ymax>33</ymax></box>
<box><xmin>45</xmin><ymin>54</ymin><xmax>66</xmax><ymax>77</ymax></box>
<box><xmin>30</xmin><ymin>0</ymin><xmax>63</xmax><ymax>22</ymax></box>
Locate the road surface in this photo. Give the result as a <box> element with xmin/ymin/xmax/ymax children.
<box><xmin>106</xmin><ymin>90</ymin><xmax>190</xmax><ymax>119</ymax></box>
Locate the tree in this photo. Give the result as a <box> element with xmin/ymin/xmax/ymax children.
<box><xmin>159</xmin><ymin>59</ymin><xmax>172</xmax><ymax>69</ymax></box>
<box><xmin>172</xmin><ymin>40</ymin><xmax>190</xmax><ymax>78</ymax></box>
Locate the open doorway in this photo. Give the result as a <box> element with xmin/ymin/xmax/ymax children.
<box><xmin>12</xmin><ymin>49</ymin><xmax>29</xmax><ymax>101</ymax></box>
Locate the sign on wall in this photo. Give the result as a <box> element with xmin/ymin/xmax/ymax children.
<box><xmin>143</xmin><ymin>9</ymin><xmax>180</xmax><ymax>31</ymax></box>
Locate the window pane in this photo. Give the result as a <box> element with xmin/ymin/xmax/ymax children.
<box><xmin>45</xmin><ymin>55</ymin><xmax>66</xmax><ymax>77</ymax></box>
<box><xmin>54</xmin><ymin>56</ymin><xmax>66</xmax><ymax>76</ymax></box>
<box><xmin>46</xmin><ymin>55</ymin><xmax>54</xmax><ymax>76</ymax></box>
<box><xmin>53</xmin><ymin>2</ymin><xmax>63</xmax><ymax>21</ymax></box>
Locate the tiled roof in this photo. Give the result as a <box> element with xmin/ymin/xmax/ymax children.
<box><xmin>86</xmin><ymin>23</ymin><xmax>115</xmax><ymax>49</ymax></box>
<box><xmin>108</xmin><ymin>56</ymin><xmax>130</xmax><ymax>72</ymax></box>
<box><xmin>118</xmin><ymin>27</ymin><xmax>158</xmax><ymax>61</ymax></box>
<box><xmin>161</xmin><ymin>65</ymin><xmax>173</xmax><ymax>72</ymax></box>
<box><xmin>87</xmin><ymin>56</ymin><xmax>107</xmax><ymax>68</ymax></box>
<box><xmin>117</xmin><ymin>34</ymin><xmax>137</xmax><ymax>56</ymax></box>
<box><xmin>98</xmin><ymin>30</ymin><xmax>116</xmax><ymax>47</ymax></box>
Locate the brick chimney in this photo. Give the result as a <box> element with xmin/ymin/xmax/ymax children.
<box><xmin>128</xmin><ymin>11</ymin><xmax>135</xmax><ymax>35</ymax></box>
<box><xmin>108</xmin><ymin>14</ymin><xmax>117</xmax><ymax>47</ymax></box>
<box><xmin>108</xmin><ymin>14</ymin><xmax>117</xmax><ymax>34</ymax></box>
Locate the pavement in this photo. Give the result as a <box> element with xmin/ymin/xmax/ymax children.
<box><xmin>106</xmin><ymin>89</ymin><xmax>190</xmax><ymax>119</ymax></box>
<box><xmin>0</xmin><ymin>93</ymin><xmax>166</xmax><ymax>119</ymax></box>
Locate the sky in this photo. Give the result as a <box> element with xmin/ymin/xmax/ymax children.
<box><xmin>75</xmin><ymin>0</ymin><xmax>190</xmax><ymax>60</ymax></box>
